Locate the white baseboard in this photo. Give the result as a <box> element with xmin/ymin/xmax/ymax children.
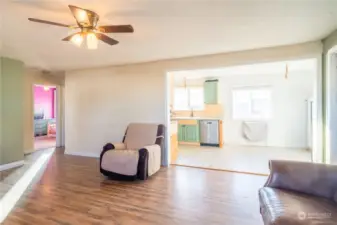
<box><xmin>0</xmin><ymin>160</ymin><xmax>24</xmax><ymax>172</ymax></box>
<box><xmin>65</xmin><ymin>151</ymin><xmax>99</xmax><ymax>158</ymax></box>
<box><xmin>24</xmin><ymin>149</ymin><xmax>35</xmax><ymax>154</ymax></box>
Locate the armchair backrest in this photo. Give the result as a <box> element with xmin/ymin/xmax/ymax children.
<box><xmin>124</xmin><ymin>123</ymin><xmax>165</xmax><ymax>150</ymax></box>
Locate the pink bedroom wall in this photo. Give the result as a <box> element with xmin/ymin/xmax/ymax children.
<box><xmin>34</xmin><ymin>86</ymin><xmax>56</xmax><ymax>119</ymax></box>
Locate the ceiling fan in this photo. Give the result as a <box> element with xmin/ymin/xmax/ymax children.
<box><xmin>28</xmin><ymin>5</ymin><xmax>134</xmax><ymax>49</ymax></box>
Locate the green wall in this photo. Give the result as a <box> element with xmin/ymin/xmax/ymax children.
<box><xmin>0</xmin><ymin>57</ymin><xmax>24</xmax><ymax>165</ymax></box>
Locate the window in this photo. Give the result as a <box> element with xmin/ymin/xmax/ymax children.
<box><xmin>174</xmin><ymin>88</ymin><xmax>189</xmax><ymax>110</ymax></box>
<box><xmin>173</xmin><ymin>87</ymin><xmax>204</xmax><ymax>110</ymax></box>
<box><xmin>232</xmin><ymin>87</ymin><xmax>272</xmax><ymax>120</ymax></box>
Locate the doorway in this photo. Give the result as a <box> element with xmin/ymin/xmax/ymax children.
<box><xmin>33</xmin><ymin>85</ymin><xmax>57</xmax><ymax>150</ymax></box>
<box><xmin>166</xmin><ymin>58</ymin><xmax>322</xmax><ymax>175</ymax></box>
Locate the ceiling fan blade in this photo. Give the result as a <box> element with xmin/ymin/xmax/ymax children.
<box><xmin>28</xmin><ymin>18</ymin><xmax>70</xmax><ymax>27</ymax></box>
<box><xmin>95</xmin><ymin>33</ymin><xmax>119</xmax><ymax>45</ymax></box>
<box><xmin>98</xmin><ymin>25</ymin><xmax>134</xmax><ymax>33</ymax></box>
<box><xmin>62</xmin><ymin>32</ymin><xmax>82</xmax><ymax>41</ymax></box>
<box><xmin>68</xmin><ymin>5</ymin><xmax>99</xmax><ymax>27</ymax></box>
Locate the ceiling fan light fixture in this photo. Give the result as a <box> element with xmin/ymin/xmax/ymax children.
<box><xmin>87</xmin><ymin>33</ymin><xmax>98</xmax><ymax>49</ymax></box>
<box><xmin>77</xmin><ymin>10</ymin><xmax>89</xmax><ymax>23</ymax></box>
<box><xmin>70</xmin><ymin>33</ymin><xmax>83</xmax><ymax>47</ymax></box>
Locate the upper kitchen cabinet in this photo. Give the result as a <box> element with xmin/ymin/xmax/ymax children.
<box><xmin>204</xmin><ymin>79</ymin><xmax>218</xmax><ymax>104</ymax></box>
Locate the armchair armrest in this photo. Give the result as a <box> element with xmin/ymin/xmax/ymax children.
<box><xmin>112</xmin><ymin>143</ymin><xmax>126</xmax><ymax>150</ymax></box>
<box><xmin>143</xmin><ymin>144</ymin><xmax>161</xmax><ymax>152</ymax></box>
<box><xmin>103</xmin><ymin>143</ymin><xmax>126</xmax><ymax>151</ymax></box>
<box><xmin>142</xmin><ymin>144</ymin><xmax>161</xmax><ymax>177</ymax></box>
<box><xmin>265</xmin><ymin>160</ymin><xmax>337</xmax><ymax>200</ymax></box>
<box><xmin>100</xmin><ymin>143</ymin><xmax>126</xmax><ymax>163</ymax></box>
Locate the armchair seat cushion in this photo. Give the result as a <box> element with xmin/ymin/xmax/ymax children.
<box><xmin>101</xmin><ymin>150</ymin><xmax>139</xmax><ymax>176</ymax></box>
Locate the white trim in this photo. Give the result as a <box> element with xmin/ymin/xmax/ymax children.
<box><xmin>0</xmin><ymin>160</ymin><xmax>24</xmax><ymax>172</ymax></box>
<box><xmin>312</xmin><ymin>55</ymin><xmax>323</xmax><ymax>163</ymax></box>
<box><xmin>65</xmin><ymin>151</ymin><xmax>99</xmax><ymax>158</ymax></box>
<box><xmin>325</xmin><ymin>45</ymin><xmax>337</xmax><ymax>164</ymax></box>
<box><xmin>24</xmin><ymin>149</ymin><xmax>35</xmax><ymax>155</ymax></box>
<box><xmin>164</xmin><ymin>72</ymin><xmax>171</xmax><ymax>166</ymax></box>
<box><xmin>56</xmin><ymin>86</ymin><xmax>65</xmax><ymax>147</ymax></box>
<box><xmin>55</xmin><ymin>86</ymin><xmax>61</xmax><ymax>147</ymax></box>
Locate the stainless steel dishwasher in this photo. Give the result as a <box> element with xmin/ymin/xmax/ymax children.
<box><xmin>199</xmin><ymin>120</ymin><xmax>219</xmax><ymax>147</ymax></box>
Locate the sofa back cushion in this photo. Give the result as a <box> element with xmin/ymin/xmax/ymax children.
<box><xmin>266</xmin><ymin>160</ymin><xmax>337</xmax><ymax>200</ymax></box>
<box><xmin>124</xmin><ymin>123</ymin><xmax>158</xmax><ymax>150</ymax></box>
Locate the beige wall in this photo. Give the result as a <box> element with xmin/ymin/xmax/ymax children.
<box><xmin>23</xmin><ymin>69</ymin><xmax>64</xmax><ymax>153</ymax></box>
<box><xmin>65</xmin><ymin>67</ymin><xmax>166</xmax><ymax>158</ymax></box>
<box><xmin>65</xmin><ymin>41</ymin><xmax>322</xmax><ymax>165</ymax></box>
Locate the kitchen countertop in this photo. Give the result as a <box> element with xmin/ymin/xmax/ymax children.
<box><xmin>171</xmin><ymin>117</ymin><xmax>221</xmax><ymax>120</ymax></box>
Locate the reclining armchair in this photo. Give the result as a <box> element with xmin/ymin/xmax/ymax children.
<box><xmin>100</xmin><ymin>123</ymin><xmax>165</xmax><ymax>180</ymax></box>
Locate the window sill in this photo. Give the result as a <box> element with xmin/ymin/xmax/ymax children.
<box><xmin>173</xmin><ymin>109</ymin><xmax>204</xmax><ymax>112</ymax></box>
<box><xmin>233</xmin><ymin>118</ymin><xmax>271</xmax><ymax>121</ymax></box>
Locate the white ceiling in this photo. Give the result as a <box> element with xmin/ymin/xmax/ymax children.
<box><xmin>1</xmin><ymin>0</ymin><xmax>337</xmax><ymax>71</ymax></box>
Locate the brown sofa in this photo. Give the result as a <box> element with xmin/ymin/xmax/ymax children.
<box><xmin>100</xmin><ymin>123</ymin><xmax>165</xmax><ymax>181</ymax></box>
<box><xmin>259</xmin><ymin>160</ymin><xmax>337</xmax><ymax>225</ymax></box>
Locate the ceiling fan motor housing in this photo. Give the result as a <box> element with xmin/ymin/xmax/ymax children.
<box><xmin>81</xmin><ymin>11</ymin><xmax>99</xmax><ymax>29</ymax></box>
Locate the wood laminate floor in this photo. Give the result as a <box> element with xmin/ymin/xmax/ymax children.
<box><xmin>34</xmin><ymin>136</ymin><xmax>56</xmax><ymax>150</ymax></box>
<box><xmin>4</xmin><ymin>148</ymin><xmax>267</xmax><ymax>225</ymax></box>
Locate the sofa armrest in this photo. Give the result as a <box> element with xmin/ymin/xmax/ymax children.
<box><xmin>265</xmin><ymin>160</ymin><xmax>337</xmax><ymax>200</ymax></box>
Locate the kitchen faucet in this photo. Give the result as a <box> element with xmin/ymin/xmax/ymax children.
<box><xmin>190</xmin><ymin>108</ymin><xmax>194</xmax><ymax>117</ymax></box>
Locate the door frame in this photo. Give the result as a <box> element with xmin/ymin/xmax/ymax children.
<box><xmin>324</xmin><ymin>45</ymin><xmax>337</xmax><ymax>164</ymax></box>
<box><xmin>31</xmin><ymin>84</ymin><xmax>64</xmax><ymax>151</ymax></box>
<box><xmin>164</xmin><ymin>57</ymin><xmax>324</xmax><ymax>166</ymax></box>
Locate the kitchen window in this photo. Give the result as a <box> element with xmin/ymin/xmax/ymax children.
<box><xmin>232</xmin><ymin>87</ymin><xmax>272</xmax><ymax>120</ymax></box>
<box><xmin>173</xmin><ymin>87</ymin><xmax>204</xmax><ymax>110</ymax></box>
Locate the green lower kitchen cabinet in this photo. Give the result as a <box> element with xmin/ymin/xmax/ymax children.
<box><xmin>178</xmin><ymin>124</ymin><xmax>185</xmax><ymax>141</ymax></box>
<box><xmin>178</xmin><ymin>124</ymin><xmax>199</xmax><ymax>142</ymax></box>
